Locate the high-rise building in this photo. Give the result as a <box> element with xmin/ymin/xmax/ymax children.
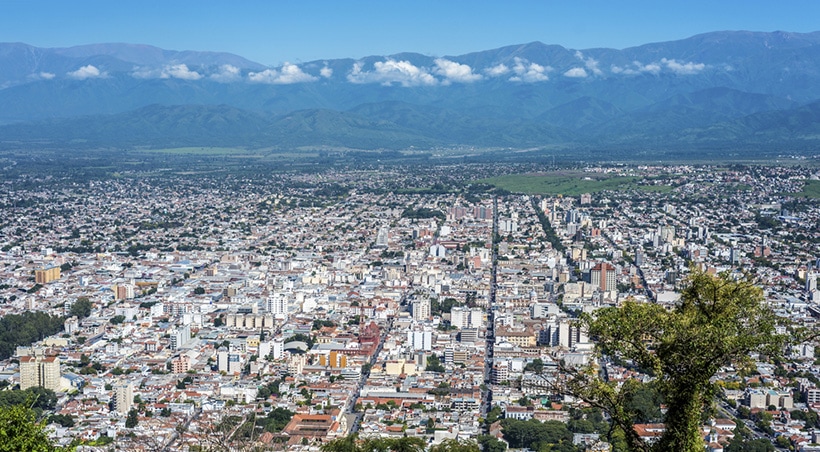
<box><xmin>19</xmin><ymin>349</ymin><xmax>61</xmax><ymax>391</ymax></box>
<box><xmin>557</xmin><ymin>319</ymin><xmax>589</xmax><ymax>348</ymax></box>
<box><xmin>114</xmin><ymin>284</ymin><xmax>135</xmax><ymax>300</ymax></box>
<box><xmin>375</xmin><ymin>227</ymin><xmax>389</xmax><ymax>247</ymax></box>
<box><xmin>271</xmin><ymin>339</ymin><xmax>284</xmax><ymax>360</ymax></box>
<box><xmin>590</xmin><ymin>262</ymin><xmax>616</xmax><ymax>292</ymax></box>
<box><xmin>169</xmin><ymin>325</ymin><xmax>191</xmax><ymax>350</ymax></box>
<box><xmin>450</xmin><ymin>306</ymin><xmax>468</xmax><ymax>329</ymax></box>
<box><xmin>35</xmin><ymin>266</ymin><xmax>60</xmax><ymax>284</ymax></box>
<box><xmin>171</xmin><ymin>355</ymin><xmax>190</xmax><ymax>373</ymax></box>
<box><xmin>407</xmin><ymin>330</ymin><xmax>432</xmax><ymax>351</ymax></box>
<box><xmin>411</xmin><ymin>299</ymin><xmax>430</xmax><ymax>321</ymax></box>
<box><xmin>729</xmin><ymin>244</ymin><xmax>741</xmax><ymax>265</ymax></box>
<box><xmin>217</xmin><ymin>348</ymin><xmax>242</xmax><ymax>374</ymax></box>
<box><xmin>807</xmin><ymin>272</ymin><xmax>818</xmax><ymax>293</ymax></box>
<box><xmin>267</xmin><ymin>295</ymin><xmax>288</xmax><ymax>318</ymax></box>
<box><xmin>114</xmin><ymin>383</ymin><xmax>133</xmax><ymax>414</ymax></box>
<box><xmin>635</xmin><ymin>248</ymin><xmax>645</xmax><ymax>267</ymax></box>
<box><xmin>448</xmin><ymin>206</ymin><xmax>467</xmax><ymax>221</ymax></box>
<box><xmin>473</xmin><ymin>206</ymin><xmax>492</xmax><ymax>220</ymax></box>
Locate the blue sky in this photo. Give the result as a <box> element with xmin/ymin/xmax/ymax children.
<box><xmin>1</xmin><ymin>0</ymin><xmax>818</xmax><ymax>66</ymax></box>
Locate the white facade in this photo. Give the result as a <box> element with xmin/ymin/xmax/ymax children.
<box><xmin>407</xmin><ymin>330</ymin><xmax>432</xmax><ymax>351</ymax></box>
<box><xmin>411</xmin><ymin>299</ymin><xmax>430</xmax><ymax>321</ymax></box>
<box><xmin>114</xmin><ymin>383</ymin><xmax>133</xmax><ymax>414</ymax></box>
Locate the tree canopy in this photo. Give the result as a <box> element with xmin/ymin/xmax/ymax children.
<box><xmin>0</xmin><ymin>312</ymin><xmax>65</xmax><ymax>360</ymax></box>
<box><xmin>0</xmin><ymin>403</ymin><xmax>71</xmax><ymax>452</ymax></box>
<box><xmin>320</xmin><ymin>435</ymin><xmax>425</xmax><ymax>452</ymax></box>
<box><xmin>566</xmin><ymin>269</ymin><xmax>786</xmax><ymax>452</ymax></box>
<box><xmin>68</xmin><ymin>297</ymin><xmax>92</xmax><ymax>319</ymax></box>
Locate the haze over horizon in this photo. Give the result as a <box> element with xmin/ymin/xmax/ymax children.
<box><xmin>2</xmin><ymin>0</ymin><xmax>819</xmax><ymax>65</ymax></box>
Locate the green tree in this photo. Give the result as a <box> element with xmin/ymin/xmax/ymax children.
<box><xmin>0</xmin><ymin>404</ymin><xmax>71</xmax><ymax>451</ymax></box>
<box><xmin>477</xmin><ymin>435</ymin><xmax>506</xmax><ymax>452</ymax></box>
<box><xmin>425</xmin><ymin>354</ymin><xmax>445</xmax><ymax>373</ymax></box>
<box><xmin>69</xmin><ymin>297</ymin><xmax>92</xmax><ymax>319</ymax></box>
<box><xmin>484</xmin><ymin>405</ymin><xmax>503</xmax><ymax>425</ymax></box>
<box><xmin>48</xmin><ymin>413</ymin><xmax>75</xmax><ymax>428</ymax></box>
<box><xmin>125</xmin><ymin>408</ymin><xmax>139</xmax><ymax>428</ymax></box>
<box><xmin>430</xmin><ymin>439</ymin><xmax>480</xmax><ymax>452</ymax></box>
<box><xmin>500</xmin><ymin>418</ymin><xmax>573</xmax><ymax>450</ymax></box>
<box><xmin>523</xmin><ymin>358</ymin><xmax>544</xmax><ymax>373</ymax></box>
<box><xmin>321</xmin><ymin>433</ymin><xmax>360</xmax><ymax>452</ymax></box>
<box><xmin>566</xmin><ymin>269</ymin><xmax>786</xmax><ymax>452</ymax></box>
<box><xmin>321</xmin><ymin>435</ymin><xmax>425</xmax><ymax>452</ymax></box>
<box><xmin>0</xmin><ymin>311</ymin><xmax>65</xmax><ymax>359</ymax></box>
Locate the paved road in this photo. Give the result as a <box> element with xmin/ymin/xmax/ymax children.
<box><xmin>345</xmin><ymin>312</ymin><xmax>394</xmax><ymax>435</ymax></box>
<box><xmin>480</xmin><ymin>196</ymin><xmax>499</xmax><ymax>423</ymax></box>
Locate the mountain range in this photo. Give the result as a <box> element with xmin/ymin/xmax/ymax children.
<box><xmin>1</xmin><ymin>31</ymin><xmax>820</xmax><ymax>154</ymax></box>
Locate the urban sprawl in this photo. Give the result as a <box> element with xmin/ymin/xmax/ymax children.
<box><xmin>1</xmin><ymin>163</ymin><xmax>819</xmax><ymax>451</ymax></box>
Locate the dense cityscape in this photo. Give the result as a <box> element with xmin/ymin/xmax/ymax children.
<box><xmin>0</xmin><ymin>162</ymin><xmax>817</xmax><ymax>451</ymax></box>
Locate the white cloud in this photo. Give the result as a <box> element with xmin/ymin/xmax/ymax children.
<box><xmin>575</xmin><ymin>51</ymin><xmax>602</xmax><ymax>76</ymax></box>
<box><xmin>277</xmin><ymin>63</ymin><xmax>319</xmax><ymax>84</ymax></box>
<box><xmin>29</xmin><ymin>72</ymin><xmax>55</xmax><ymax>80</ymax></box>
<box><xmin>320</xmin><ymin>66</ymin><xmax>333</xmax><ymax>78</ymax></box>
<box><xmin>641</xmin><ymin>62</ymin><xmax>662</xmax><ymax>74</ymax></box>
<box><xmin>248</xmin><ymin>69</ymin><xmax>277</xmax><ymax>83</ymax></box>
<box><xmin>564</xmin><ymin>67</ymin><xmax>588</xmax><ymax>78</ymax></box>
<box><xmin>611</xmin><ymin>61</ymin><xmax>662</xmax><ymax>75</ymax></box>
<box><xmin>485</xmin><ymin>64</ymin><xmax>510</xmax><ymax>77</ymax></box>
<box><xmin>509</xmin><ymin>57</ymin><xmax>550</xmax><ymax>82</ymax></box>
<box><xmin>131</xmin><ymin>67</ymin><xmax>160</xmax><ymax>79</ymax></box>
<box><xmin>132</xmin><ymin>64</ymin><xmax>203</xmax><ymax>80</ymax></box>
<box><xmin>433</xmin><ymin>58</ymin><xmax>482</xmax><ymax>84</ymax></box>
<box><xmin>67</xmin><ymin>65</ymin><xmax>106</xmax><ymax>80</ymax></box>
<box><xmin>661</xmin><ymin>58</ymin><xmax>705</xmax><ymax>75</ymax></box>
<box><xmin>210</xmin><ymin>64</ymin><xmax>241</xmax><ymax>82</ymax></box>
<box><xmin>164</xmin><ymin>64</ymin><xmax>202</xmax><ymax>80</ymax></box>
<box><xmin>347</xmin><ymin>59</ymin><xmax>437</xmax><ymax>87</ymax></box>
<box><xmin>248</xmin><ymin>63</ymin><xmax>318</xmax><ymax>84</ymax></box>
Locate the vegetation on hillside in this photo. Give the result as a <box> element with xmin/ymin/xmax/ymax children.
<box><xmin>0</xmin><ymin>312</ymin><xmax>64</xmax><ymax>360</ymax></box>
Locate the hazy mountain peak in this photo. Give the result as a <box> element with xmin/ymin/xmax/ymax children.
<box><xmin>0</xmin><ymin>31</ymin><xmax>819</xmax><ymax>154</ymax></box>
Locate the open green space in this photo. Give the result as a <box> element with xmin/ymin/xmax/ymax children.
<box><xmin>791</xmin><ymin>179</ymin><xmax>820</xmax><ymax>199</ymax></box>
<box><xmin>478</xmin><ymin>172</ymin><xmax>673</xmax><ymax>196</ymax></box>
<box><xmin>135</xmin><ymin>147</ymin><xmax>257</xmax><ymax>156</ymax></box>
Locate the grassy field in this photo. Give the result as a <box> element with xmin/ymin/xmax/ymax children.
<box><xmin>478</xmin><ymin>172</ymin><xmax>673</xmax><ymax>196</ymax></box>
<box><xmin>135</xmin><ymin>147</ymin><xmax>256</xmax><ymax>155</ymax></box>
<box><xmin>791</xmin><ymin>180</ymin><xmax>820</xmax><ymax>199</ymax></box>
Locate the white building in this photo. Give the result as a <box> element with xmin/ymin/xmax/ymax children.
<box><xmin>407</xmin><ymin>330</ymin><xmax>432</xmax><ymax>351</ymax></box>
<box><xmin>114</xmin><ymin>382</ymin><xmax>133</xmax><ymax>414</ymax></box>
<box><xmin>267</xmin><ymin>295</ymin><xmax>289</xmax><ymax>319</ymax></box>
<box><xmin>411</xmin><ymin>299</ymin><xmax>430</xmax><ymax>321</ymax></box>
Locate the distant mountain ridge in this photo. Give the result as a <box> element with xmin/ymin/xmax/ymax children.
<box><xmin>0</xmin><ymin>31</ymin><xmax>819</xmax><ymax>154</ymax></box>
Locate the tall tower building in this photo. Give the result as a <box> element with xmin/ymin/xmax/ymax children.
<box><xmin>35</xmin><ymin>266</ymin><xmax>60</xmax><ymax>284</ymax></box>
<box><xmin>407</xmin><ymin>330</ymin><xmax>432</xmax><ymax>351</ymax></box>
<box><xmin>114</xmin><ymin>382</ymin><xmax>134</xmax><ymax>414</ymax></box>
<box><xmin>19</xmin><ymin>349</ymin><xmax>61</xmax><ymax>391</ymax></box>
<box><xmin>450</xmin><ymin>306</ymin><xmax>468</xmax><ymax>329</ymax></box>
<box><xmin>267</xmin><ymin>295</ymin><xmax>288</xmax><ymax>318</ymax></box>
<box><xmin>375</xmin><ymin>227</ymin><xmax>390</xmax><ymax>247</ymax></box>
<box><xmin>411</xmin><ymin>299</ymin><xmax>430</xmax><ymax>321</ymax></box>
<box><xmin>590</xmin><ymin>262</ymin><xmax>616</xmax><ymax>292</ymax></box>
